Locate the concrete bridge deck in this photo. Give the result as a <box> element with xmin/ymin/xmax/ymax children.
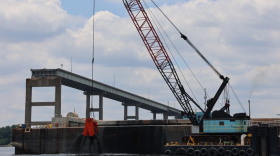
<box><xmin>26</xmin><ymin>68</ymin><xmax>182</xmax><ymax>126</ymax></box>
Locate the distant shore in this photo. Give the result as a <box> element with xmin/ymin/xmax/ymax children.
<box><xmin>0</xmin><ymin>145</ymin><xmax>13</xmax><ymax>147</ymax></box>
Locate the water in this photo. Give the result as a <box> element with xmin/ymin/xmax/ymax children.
<box><xmin>0</xmin><ymin>147</ymin><xmax>73</xmax><ymax>156</ymax></box>
<box><xmin>1</xmin><ymin>135</ymin><xmax>145</xmax><ymax>156</ymax></box>
<box><xmin>0</xmin><ymin>147</ymin><xmax>14</xmax><ymax>156</ymax></box>
<box><xmin>0</xmin><ymin>147</ymin><xmax>141</xmax><ymax>156</ymax></box>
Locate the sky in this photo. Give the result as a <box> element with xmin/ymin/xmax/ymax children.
<box><xmin>0</xmin><ymin>0</ymin><xmax>280</xmax><ymax>127</ymax></box>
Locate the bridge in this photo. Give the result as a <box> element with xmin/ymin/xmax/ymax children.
<box><xmin>25</xmin><ymin>68</ymin><xmax>182</xmax><ymax>126</ymax></box>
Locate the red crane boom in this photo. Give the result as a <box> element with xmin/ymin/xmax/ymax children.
<box><xmin>123</xmin><ymin>0</ymin><xmax>204</xmax><ymax>125</ymax></box>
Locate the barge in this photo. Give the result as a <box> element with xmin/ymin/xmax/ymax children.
<box><xmin>11</xmin><ymin>118</ymin><xmax>280</xmax><ymax>155</ymax></box>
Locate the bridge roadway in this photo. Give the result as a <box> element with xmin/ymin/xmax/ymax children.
<box><xmin>31</xmin><ymin>68</ymin><xmax>181</xmax><ymax>119</ymax></box>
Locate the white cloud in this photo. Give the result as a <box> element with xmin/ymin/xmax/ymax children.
<box><xmin>0</xmin><ymin>0</ymin><xmax>280</xmax><ymax>127</ymax></box>
<box><xmin>0</xmin><ymin>0</ymin><xmax>86</xmax><ymax>42</ymax></box>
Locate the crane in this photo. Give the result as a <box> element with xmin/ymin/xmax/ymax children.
<box><xmin>123</xmin><ymin>0</ymin><xmax>205</xmax><ymax>126</ymax></box>
<box><xmin>123</xmin><ymin>0</ymin><xmax>248</xmax><ymax>134</ymax></box>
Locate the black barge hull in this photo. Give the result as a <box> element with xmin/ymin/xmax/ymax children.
<box><xmin>12</xmin><ymin>125</ymin><xmax>280</xmax><ymax>155</ymax></box>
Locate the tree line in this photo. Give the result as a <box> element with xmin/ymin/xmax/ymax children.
<box><xmin>0</xmin><ymin>125</ymin><xmax>16</xmax><ymax>145</ymax></box>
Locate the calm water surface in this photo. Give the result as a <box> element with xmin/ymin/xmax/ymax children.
<box><xmin>0</xmin><ymin>147</ymin><xmax>73</xmax><ymax>156</ymax></box>
<box><xmin>0</xmin><ymin>147</ymin><xmax>144</xmax><ymax>156</ymax></box>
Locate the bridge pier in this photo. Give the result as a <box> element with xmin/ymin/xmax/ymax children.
<box><xmin>122</xmin><ymin>103</ymin><xmax>140</xmax><ymax>120</ymax></box>
<box><xmin>152</xmin><ymin>113</ymin><xmax>167</xmax><ymax>119</ymax></box>
<box><xmin>85</xmin><ymin>92</ymin><xmax>104</xmax><ymax>120</ymax></box>
<box><xmin>163</xmin><ymin>113</ymin><xmax>168</xmax><ymax>120</ymax></box>
<box><xmin>153</xmin><ymin>113</ymin><xmax>156</xmax><ymax>120</ymax></box>
<box><xmin>25</xmin><ymin>77</ymin><xmax>61</xmax><ymax>127</ymax></box>
<box><xmin>86</xmin><ymin>94</ymin><xmax>90</xmax><ymax>118</ymax></box>
<box><xmin>99</xmin><ymin>94</ymin><xmax>103</xmax><ymax>120</ymax></box>
<box><xmin>152</xmin><ymin>111</ymin><xmax>168</xmax><ymax>120</ymax></box>
<box><xmin>152</xmin><ymin>111</ymin><xmax>181</xmax><ymax>120</ymax></box>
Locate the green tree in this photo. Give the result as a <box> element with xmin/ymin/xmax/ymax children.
<box><xmin>0</xmin><ymin>125</ymin><xmax>16</xmax><ymax>145</ymax></box>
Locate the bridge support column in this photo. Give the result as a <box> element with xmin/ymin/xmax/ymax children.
<box><xmin>175</xmin><ymin>115</ymin><xmax>183</xmax><ymax>119</ymax></box>
<box><xmin>25</xmin><ymin>84</ymin><xmax>32</xmax><ymax>127</ymax></box>
<box><xmin>25</xmin><ymin>77</ymin><xmax>61</xmax><ymax>127</ymax></box>
<box><xmin>151</xmin><ymin>111</ymin><xmax>179</xmax><ymax>120</ymax></box>
<box><xmin>153</xmin><ymin>113</ymin><xmax>156</xmax><ymax>120</ymax></box>
<box><xmin>84</xmin><ymin>92</ymin><xmax>104</xmax><ymax>120</ymax></box>
<box><xmin>163</xmin><ymin>113</ymin><xmax>168</xmax><ymax>120</ymax></box>
<box><xmin>152</xmin><ymin>111</ymin><xmax>168</xmax><ymax>120</ymax></box>
<box><xmin>55</xmin><ymin>81</ymin><xmax>61</xmax><ymax>118</ymax></box>
<box><xmin>99</xmin><ymin>94</ymin><xmax>103</xmax><ymax>120</ymax></box>
<box><xmin>122</xmin><ymin>103</ymin><xmax>140</xmax><ymax>120</ymax></box>
<box><xmin>86</xmin><ymin>94</ymin><xmax>90</xmax><ymax>118</ymax></box>
<box><xmin>124</xmin><ymin>104</ymin><xmax>127</xmax><ymax>120</ymax></box>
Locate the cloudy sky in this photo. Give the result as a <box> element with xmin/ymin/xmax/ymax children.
<box><xmin>0</xmin><ymin>0</ymin><xmax>279</xmax><ymax>127</ymax></box>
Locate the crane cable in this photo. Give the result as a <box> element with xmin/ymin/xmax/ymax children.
<box><xmin>142</xmin><ymin>0</ymin><xmax>200</xmax><ymax>106</ymax></box>
<box><xmin>229</xmin><ymin>83</ymin><xmax>246</xmax><ymax>113</ymax></box>
<box><xmin>144</xmin><ymin>0</ymin><xmax>211</xmax><ymax>99</ymax></box>
<box><xmin>150</xmin><ymin>0</ymin><xmax>221</xmax><ymax>78</ymax></box>
<box><xmin>91</xmin><ymin>0</ymin><xmax>96</xmax><ymax>119</ymax></box>
<box><xmin>150</xmin><ymin>0</ymin><xmax>246</xmax><ymax>113</ymax></box>
<box><xmin>150</xmin><ymin>0</ymin><xmax>181</xmax><ymax>34</ymax></box>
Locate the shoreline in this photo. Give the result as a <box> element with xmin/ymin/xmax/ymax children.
<box><xmin>0</xmin><ymin>145</ymin><xmax>13</xmax><ymax>147</ymax></box>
